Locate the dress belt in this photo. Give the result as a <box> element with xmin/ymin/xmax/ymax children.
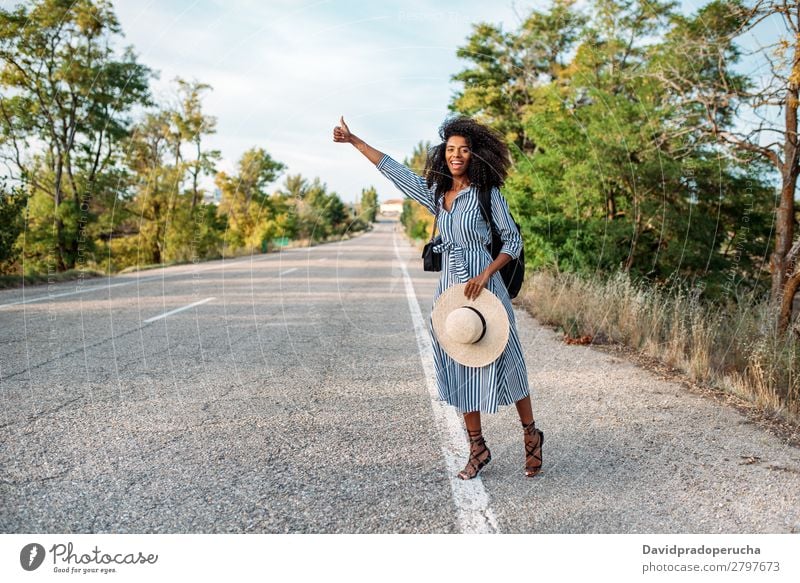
<box><xmin>432</xmin><ymin>240</ymin><xmax>488</xmax><ymax>283</ymax></box>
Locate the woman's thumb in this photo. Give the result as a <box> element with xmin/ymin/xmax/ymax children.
<box><xmin>340</xmin><ymin>115</ymin><xmax>347</xmax><ymax>128</ymax></box>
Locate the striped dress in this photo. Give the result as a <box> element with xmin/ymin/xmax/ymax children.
<box><xmin>377</xmin><ymin>153</ymin><xmax>531</xmax><ymax>414</ymax></box>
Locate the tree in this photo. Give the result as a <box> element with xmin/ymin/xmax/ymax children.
<box><xmin>647</xmin><ymin>0</ymin><xmax>799</xmax><ymax>330</ymax></box>
<box><xmin>0</xmin><ymin>181</ymin><xmax>27</xmax><ymax>272</ymax></box>
<box><xmin>272</xmin><ymin>173</ymin><xmax>353</xmax><ymax>243</ymax></box>
<box><xmin>450</xmin><ymin>0</ymin><xmax>775</xmax><ymax>301</ymax></box>
<box><xmin>216</xmin><ymin>147</ymin><xmax>285</xmax><ymax>251</ymax></box>
<box><xmin>169</xmin><ymin>78</ymin><xmax>220</xmax><ymax>210</ymax></box>
<box><xmin>451</xmin><ymin>0</ymin><xmax>588</xmax><ymax>153</ymax></box>
<box><xmin>303</xmin><ymin>177</ymin><xmax>348</xmax><ymax>240</ymax></box>
<box><xmin>359</xmin><ymin>186</ymin><xmax>378</xmax><ymax>223</ymax></box>
<box><xmin>0</xmin><ymin>0</ymin><xmax>152</xmax><ymax>270</ymax></box>
<box><xmin>398</xmin><ymin>141</ymin><xmax>434</xmax><ymax>240</ymax></box>
<box><xmin>124</xmin><ymin>110</ymin><xmax>180</xmax><ymax>265</ymax></box>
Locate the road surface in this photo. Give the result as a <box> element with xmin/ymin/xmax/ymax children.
<box><xmin>1</xmin><ymin>219</ymin><xmax>798</xmax><ymax>533</ymax></box>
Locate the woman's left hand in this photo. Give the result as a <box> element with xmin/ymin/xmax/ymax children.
<box><xmin>464</xmin><ymin>272</ymin><xmax>491</xmax><ymax>300</ymax></box>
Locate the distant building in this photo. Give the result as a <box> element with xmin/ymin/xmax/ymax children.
<box><xmin>203</xmin><ymin>187</ymin><xmax>222</xmax><ymax>205</ymax></box>
<box><xmin>379</xmin><ymin>198</ymin><xmax>403</xmax><ymax>215</ymax></box>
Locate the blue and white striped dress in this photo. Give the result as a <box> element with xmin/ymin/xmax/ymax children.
<box><xmin>377</xmin><ymin>153</ymin><xmax>531</xmax><ymax>414</ymax></box>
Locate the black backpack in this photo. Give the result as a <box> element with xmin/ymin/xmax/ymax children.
<box><xmin>477</xmin><ymin>189</ymin><xmax>525</xmax><ymax>299</ymax></box>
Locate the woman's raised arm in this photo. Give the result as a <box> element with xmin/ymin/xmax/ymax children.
<box><xmin>333</xmin><ymin>115</ymin><xmax>384</xmax><ymax>165</ymax></box>
<box><xmin>333</xmin><ymin>115</ymin><xmax>436</xmax><ymax>215</ymax></box>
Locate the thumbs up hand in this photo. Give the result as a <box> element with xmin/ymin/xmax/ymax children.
<box><xmin>333</xmin><ymin>115</ymin><xmax>353</xmax><ymax>143</ymax></box>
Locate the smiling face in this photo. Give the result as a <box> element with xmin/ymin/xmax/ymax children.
<box><xmin>445</xmin><ymin>135</ymin><xmax>471</xmax><ymax>180</ymax></box>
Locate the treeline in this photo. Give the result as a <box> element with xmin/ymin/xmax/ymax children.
<box><xmin>404</xmin><ymin>0</ymin><xmax>791</xmax><ymax>315</ymax></box>
<box><xmin>0</xmin><ymin>0</ymin><xmax>371</xmax><ymax>277</ymax></box>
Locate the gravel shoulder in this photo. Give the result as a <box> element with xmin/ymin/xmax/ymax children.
<box><xmin>486</xmin><ymin>295</ymin><xmax>800</xmax><ymax>533</ymax></box>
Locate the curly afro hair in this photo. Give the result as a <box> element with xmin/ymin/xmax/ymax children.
<box><xmin>422</xmin><ymin>114</ymin><xmax>511</xmax><ymax>204</ymax></box>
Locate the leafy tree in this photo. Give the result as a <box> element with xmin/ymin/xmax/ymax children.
<box><xmin>216</xmin><ymin>147</ymin><xmax>285</xmax><ymax>251</ymax></box>
<box><xmin>359</xmin><ymin>186</ymin><xmax>378</xmax><ymax>223</ymax></box>
<box><xmin>303</xmin><ymin>177</ymin><xmax>348</xmax><ymax>240</ymax></box>
<box><xmin>450</xmin><ymin>0</ymin><xmax>776</xmax><ymax>306</ymax></box>
<box><xmin>643</xmin><ymin>0</ymin><xmax>800</xmax><ymax>330</ymax></box>
<box><xmin>104</xmin><ymin>76</ymin><xmax>224</xmax><ymax>267</ymax></box>
<box><xmin>169</xmin><ymin>78</ymin><xmax>221</xmax><ymax>210</ymax></box>
<box><xmin>0</xmin><ymin>181</ymin><xmax>27</xmax><ymax>272</ymax></box>
<box><xmin>0</xmin><ymin>0</ymin><xmax>152</xmax><ymax>270</ymax></box>
<box><xmin>451</xmin><ymin>0</ymin><xmax>588</xmax><ymax>153</ymax></box>
<box><xmin>124</xmin><ymin>110</ymin><xmax>180</xmax><ymax>265</ymax></box>
<box><xmin>273</xmin><ymin>173</ymin><xmax>353</xmax><ymax>243</ymax></box>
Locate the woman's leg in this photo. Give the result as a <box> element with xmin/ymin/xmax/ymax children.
<box><xmin>515</xmin><ymin>395</ymin><xmax>543</xmax><ymax>477</ymax></box>
<box><xmin>464</xmin><ymin>410</ymin><xmax>482</xmax><ymax>433</ymax></box>
<box><xmin>457</xmin><ymin>411</ymin><xmax>491</xmax><ymax>480</ymax></box>
<box><xmin>514</xmin><ymin>395</ymin><xmax>534</xmax><ymax>425</ymax></box>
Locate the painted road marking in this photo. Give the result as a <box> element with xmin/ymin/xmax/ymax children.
<box><xmin>143</xmin><ymin>297</ymin><xmax>216</xmax><ymax>324</ymax></box>
<box><xmin>392</xmin><ymin>229</ymin><xmax>500</xmax><ymax>534</ymax></box>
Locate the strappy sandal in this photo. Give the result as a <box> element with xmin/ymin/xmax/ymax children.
<box><xmin>522</xmin><ymin>420</ymin><xmax>544</xmax><ymax>477</ymax></box>
<box><xmin>457</xmin><ymin>427</ymin><xmax>492</xmax><ymax>480</ymax></box>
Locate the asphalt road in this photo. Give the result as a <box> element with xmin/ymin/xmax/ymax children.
<box><xmin>1</xmin><ymin>218</ymin><xmax>799</xmax><ymax>533</ymax></box>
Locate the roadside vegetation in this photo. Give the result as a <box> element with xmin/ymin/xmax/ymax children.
<box><xmin>0</xmin><ymin>0</ymin><xmax>378</xmax><ymax>285</ymax></box>
<box><xmin>398</xmin><ymin>0</ymin><xmax>798</xmax><ymax>425</ymax></box>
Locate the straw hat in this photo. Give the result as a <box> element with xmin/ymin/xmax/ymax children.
<box><xmin>431</xmin><ymin>283</ymin><xmax>510</xmax><ymax>367</ymax></box>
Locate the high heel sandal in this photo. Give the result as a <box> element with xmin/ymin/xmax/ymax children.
<box><xmin>522</xmin><ymin>420</ymin><xmax>544</xmax><ymax>477</ymax></box>
<box><xmin>457</xmin><ymin>428</ymin><xmax>492</xmax><ymax>480</ymax></box>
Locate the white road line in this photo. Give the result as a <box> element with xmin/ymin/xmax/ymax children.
<box><xmin>392</xmin><ymin>229</ymin><xmax>500</xmax><ymax>534</ymax></box>
<box><xmin>318</xmin><ymin>257</ymin><xmax>328</xmax><ymax>262</ymax></box>
<box><xmin>143</xmin><ymin>297</ymin><xmax>216</xmax><ymax>324</ymax></box>
<box><xmin>280</xmin><ymin>268</ymin><xmax>298</xmax><ymax>275</ymax></box>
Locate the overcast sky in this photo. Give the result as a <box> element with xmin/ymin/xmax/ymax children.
<box><xmin>4</xmin><ymin>0</ymin><xmax>779</xmax><ymax>203</ymax></box>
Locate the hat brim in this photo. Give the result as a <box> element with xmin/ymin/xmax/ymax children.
<box><xmin>431</xmin><ymin>283</ymin><xmax>510</xmax><ymax>367</ymax></box>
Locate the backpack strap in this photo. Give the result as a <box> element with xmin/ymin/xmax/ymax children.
<box><xmin>428</xmin><ymin>193</ymin><xmax>441</xmax><ymax>242</ymax></box>
<box><xmin>477</xmin><ymin>188</ymin><xmax>494</xmax><ymax>236</ymax></box>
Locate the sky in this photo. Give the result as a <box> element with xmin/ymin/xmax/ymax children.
<box><xmin>111</xmin><ymin>0</ymin><xmax>551</xmax><ymax>203</ymax></box>
<box><xmin>2</xmin><ymin>0</ymin><xmax>783</xmax><ymax>204</ymax></box>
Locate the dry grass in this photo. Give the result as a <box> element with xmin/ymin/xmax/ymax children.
<box><xmin>520</xmin><ymin>269</ymin><xmax>800</xmax><ymax>426</ymax></box>
<box><xmin>0</xmin><ymin>268</ymin><xmax>106</xmax><ymax>289</ymax></box>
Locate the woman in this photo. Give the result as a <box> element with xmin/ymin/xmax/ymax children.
<box><xmin>333</xmin><ymin>114</ymin><xmax>543</xmax><ymax>480</ymax></box>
